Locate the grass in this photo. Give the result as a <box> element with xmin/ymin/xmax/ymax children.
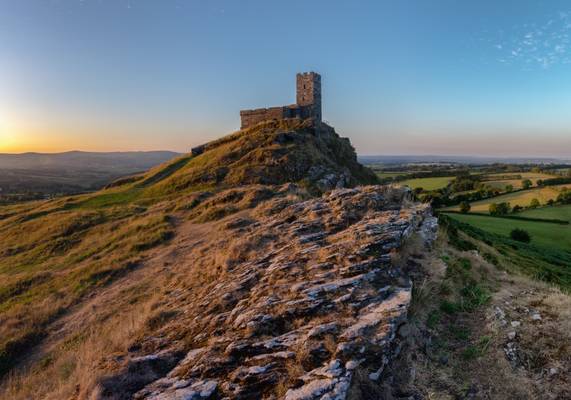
<box><xmin>76</xmin><ymin>188</ymin><xmax>143</xmax><ymax>209</ymax></box>
<box><xmin>402</xmin><ymin>176</ymin><xmax>454</xmax><ymax>190</ymax></box>
<box><xmin>441</xmin><ymin>214</ymin><xmax>571</xmax><ymax>290</ymax></box>
<box><xmin>518</xmin><ymin>204</ymin><xmax>571</xmax><ymax>222</ymax></box>
<box><xmin>0</xmin><ymin>204</ymin><xmax>176</xmax><ymax>379</ymax></box>
<box><xmin>374</xmin><ymin>171</ymin><xmax>408</xmax><ymax>179</ymax></box>
<box><xmin>0</xmin><ymin>119</ymin><xmax>359</xmax><ymax>388</ymax></box>
<box><xmin>444</xmin><ymin>212</ymin><xmax>571</xmax><ymax>252</ymax></box>
<box><xmin>462</xmin><ymin>335</ymin><xmax>492</xmax><ymax>360</ymax></box>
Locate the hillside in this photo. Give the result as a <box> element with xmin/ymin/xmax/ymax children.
<box><xmin>2</xmin><ymin>121</ymin><xmax>571</xmax><ymax>399</ymax></box>
<box><xmin>0</xmin><ymin>120</ymin><xmax>405</xmax><ymax>400</ymax></box>
<box><xmin>113</xmin><ymin>119</ymin><xmax>378</xmax><ymax>196</ymax></box>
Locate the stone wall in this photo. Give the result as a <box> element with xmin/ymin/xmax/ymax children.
<box><xmin>240</xmin><ymin>72</ymin><xmax>322</xmax><ymax>129</ymax></box>
<box><xmin>240</xmin><ymin>106</ymin><xmax>289</xmax><ymax>129</ymax></box>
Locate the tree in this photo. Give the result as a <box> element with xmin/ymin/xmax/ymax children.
<box><xmin>505</xmin><ymin>184</ymin><xmax>514</xmax><ymax>192</ymax></box>
<box><xmin>510</xmin><ymin>228</ymin><xmax>531</xmax><ymax>243</ymax></box>
<box><xmin>512</xmin><ymin>205</ymin><xmax>523</xmax><ymax>213</ymax></box>
<box><xmin>529</xmin><ymin>198</ymin><xmax>540</xmax><ymax>208</ymax></box>
<box><xmin>522</xmin><ymin>179</ymin><xmax>532</xmax><ymax>190</ymax></box>
<box><xmin>547</xmin><ymin>199</ymin><xmax>555</xmax><ymax>206</ymax></box>
<box><xmin>489</xmin><ymin>202</ymin><xmax>510</xmax><ymax>216</ymax></box>
<box><xmin>557</xmin><ymin>189</ymin><xmax>571</xmax><ymax>204</ymax></box>
<box><xmin>459</xmin><ymin>201</ymin><xmax>471</xmax><ymax>213</ymax></box>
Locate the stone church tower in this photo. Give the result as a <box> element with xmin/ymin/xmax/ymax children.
<box><xmin>296</xmin><ymin>72</ymin><xmax>322</xmax><ymax>123</ymax></box>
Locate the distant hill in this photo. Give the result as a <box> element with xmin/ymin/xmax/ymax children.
<box><xmin>0</xmin><ymin>150</ymin><xmax>180</xmax><ymax>198</ymax></box>
<box><xmin>359</xmin><ymin>154</ymin><xmax>571</xmax><ymax>165</ymax></box>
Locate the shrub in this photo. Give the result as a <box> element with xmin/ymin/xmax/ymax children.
<box><xmin>557</xmin><ymin>189</ymin><xmax>571</xmax><ymax>204</ymax></box>
<box><xmin>512</xmin><ymin>205</ymin><xmax>523</xmax><ymax>213</ymax></box>
<box><xmin>460</xmin><ymin>283</ymin><xmax>491</xmax><ymax>311</ymax></box>
<box><xmin>440</xmin><ymin>300</ymin><xmax>460</xmax><ymax>314</ymax></box>
<box><xmin>522</xmin><ymin>179</ymin><xmax>532</xmax><ymax>189</ymax></box>
<box><xmin>510</xmin><ymin>228</ymin><xmax>531</xmax><ymax>243</ymax></box>
<box><xmin>459</xmin><ymin>201</ymin><xmax>471</xmax><ymax>213</ymax></box>
<box><xmin>489</xmin><ymin>202</ymin><xmax>510</xmax><ymax>216</ymax></box>
<box><xmin>529</xmin><ymin>198</ymin><xmax>540</xmax><ymax>208</ymax></box>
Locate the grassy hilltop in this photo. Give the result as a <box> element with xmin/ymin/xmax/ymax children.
<box><xmin>0</xmin><ymin>119</ymin><xmax>378</xmax><ymax>398</ymax></box>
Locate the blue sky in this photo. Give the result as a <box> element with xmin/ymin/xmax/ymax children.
<box><xmin>2</xmin><ymin>0</ymin><xmax>571</xmax><ymax>156</ymax></box>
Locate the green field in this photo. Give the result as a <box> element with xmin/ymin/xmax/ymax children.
<box><xmin>518</xmin><ymin>204</ymin><xmax>571</xmax><ymax>222</ymax></box>
<box><xmin>375</xmin><ymin>171</ymin><xmax>408</xmax><ymax>179</ymax></box>
<box><xmin>402</xmin><ymin>176</ymin><xmax>454</xmax><ymax>190</ymax></box>
<box><xmin>445</xmin><ymin>213</ymin><xmax>571</xmax><ymax>251</ymax></box>
<box><xmin>445</xmin><ymin>186</ymin><xmax>566</xmax><ymax>213</ymax></box>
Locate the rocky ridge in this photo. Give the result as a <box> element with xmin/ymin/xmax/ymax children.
<box><xmin>95</xmin><ymin>186</ymin><xmax>437</xmax><ymax>399</ymax></box>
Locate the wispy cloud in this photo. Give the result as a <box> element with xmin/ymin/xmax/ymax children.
<box><xmin>490</xmin><ymin>11</ymin><xmax>571</xmax><ymax>69</ymax></box>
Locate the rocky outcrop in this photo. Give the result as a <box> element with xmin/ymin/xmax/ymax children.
<box><xmin>101</xmin><ymin>186</ymin><xmax>435</xmax><ymax>399</ymax></box>
<box><xmin>145</xmin><ymin>120</ymin><xmax>379</xmax><ymax>196</ymax></box>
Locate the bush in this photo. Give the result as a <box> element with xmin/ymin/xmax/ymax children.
<box><xmin>512</xmin><ymin>205</ymin><xmax>523</xmax><ymax>213</ymax></box>
<box><xmin>529</xmin><ymin>198</ymin><xmax>540</xmax><ymax>208</ymax></box>
<box><xmin>489</xmin><ymin>202</ymin><xmax>510</xmax><ymax>216</ymax></box>
<box><xmin>557</xmin><ymin>189</ymin><xmax>571</xmax><ymax>204</ymax></box>
<box><xmin>510</xmin><ymin>228</ymin><xmax>531</xmax><ymax>243</ymax></box>
<box><xmin>459</xmin><ymin>201</ymin><xmax>471</xmax><ymax>213</ymax></box>
<box><xmin>522</xmin><ymin>179</ymin><xmax>532</xmax><ymax>189</ymax></box>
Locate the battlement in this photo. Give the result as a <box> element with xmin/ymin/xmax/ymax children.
<box><xmin>240</xmin><ymin>72</ymin><xmax>322</xmax><ymax>130</ymax></box>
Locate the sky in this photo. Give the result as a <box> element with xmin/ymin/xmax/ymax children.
<box><xmin>2</xmin><ymin>0</ymin><xmax>571</xmax><ymax>156</ymax></box>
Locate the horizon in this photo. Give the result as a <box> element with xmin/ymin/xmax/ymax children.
<box><xmin>3</xmin><ymin>1</ymin><xmax>571</xmax><ymax>156</ymax></box>
<box><xmin>2</xmin><ymin>150</ymin><xmax>571</xmax><ymax>162</ymax></box>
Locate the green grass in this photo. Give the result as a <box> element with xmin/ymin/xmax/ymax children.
<box><xmin>440</xmin><ymin>214</ymin><xmax>571</xmax><ymax>290</ymax></box>
<box><xmin>375</xmin><ymin>171</ymin><xmax>408</xmax><ymax>179</ymax></box>
<box><xmin>402</xmin><ymin>176</ymin><xmax>454</xmax><ymax>190</ymax></box>
<box><xmin>76</xmin><ymin>189</ymin><xmax>143</xmax><ymax>209</ymax></box>
<box><xmin>518</xmin><ymin>204</ymin><xmax>571</xmax><ymax>222</ymax></box>
<box><xmin>462</xmin><ymin>335</ymin><xmax>492</xmax><ymax>360</ymax></box>
<box><xmin>445</xmin><ymin>212</ymin><xmax>571</xmax><ymax>251</ymax></box>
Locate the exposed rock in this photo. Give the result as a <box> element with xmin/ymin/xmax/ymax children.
<box><xmin>128</xmin><ymin>186</ymin><xmax>435</xmax><ymax>399</ymax></box>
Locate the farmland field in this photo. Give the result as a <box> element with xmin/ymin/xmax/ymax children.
<box><xmin>401</xmin><ymin>176</ymin><xmax>454</xmax><ymax>190</ymax></box>
<box><xmin>445</xmin><ymin>212</ymin><xmax>571</xmax><ymax>251</ymax></box>
<box><xmin>482</xmin><ymin>172</ymin><xmax>555</xmax><ymax>190</ymax></box>
<box><xmin>518</xmin><ymin>204</ymin><xmax>571</xmax><ymax>222</ymax></box>
<box><xmin>375</xmin><ymin>171</ymin><xmax>408</xmax><ymax>179</ymax></box>
<box><xmin>445</xmin><ymin>186</ymin><xmax>567</xmax><ymax>213</ymax></box>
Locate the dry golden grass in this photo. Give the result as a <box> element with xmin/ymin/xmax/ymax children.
<box><xmin>2</xmin><ymin>290</ymin><xmax>160</xmax><ymax>400</ymax></box>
